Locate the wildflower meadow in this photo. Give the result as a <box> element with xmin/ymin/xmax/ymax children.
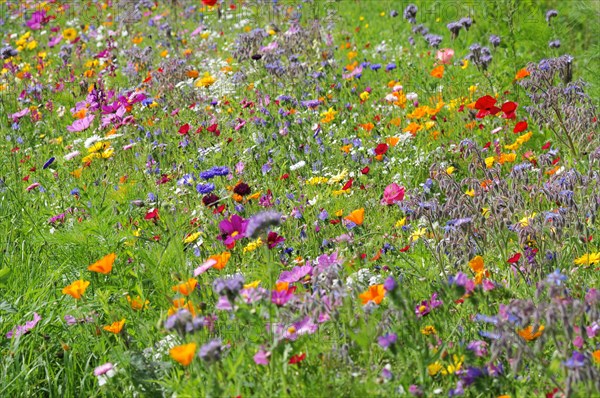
<box><xmin>1</xmin><ymin>0</ymin><xmax>599</xmax><ymax>397</ymax></box>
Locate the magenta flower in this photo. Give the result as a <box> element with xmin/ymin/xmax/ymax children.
<box><xmin>253</xmin><ymin>348</ymin><xmax>270</xmax><ymax>365</ymax></box>
<box><xmin>218</xmin><ymin>214</ymin><xmax>248</xmax><ymax>248</ymax></box>
<box><xmin>381</xmin><ymin>183</ymin><xmax>405</xmax><ymax>205</ymax></box>
<box><xmin>271</xmin><ymin>288</ymin><xmax>295</xmax><ymax>307</ymax></box>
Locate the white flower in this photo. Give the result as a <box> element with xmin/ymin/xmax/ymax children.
<box><xmin>290</xmin><ymin>160</ymin><xmax>306</xmax><ymax>171</ymax></box>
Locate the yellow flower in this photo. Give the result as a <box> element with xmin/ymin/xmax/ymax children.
<box><xmin>359</xmin><ymin>91</ymin><xmax>369</xmax><ymax>101</ymax></box>
<box><xmin>62</xmin><ymin>280</ymin><xmax>90</xmax><ymax>299</ymax></box>
<box><xmin>485</xmin><ymin>156</ymin><xmax>495</xmax><ymax>168</ymax></box>
<box><xmin>574</xmin><ymin>252</ymin><xmax>600</xmax><ymax>266</ymax></box>
<box><xmin>195</xmin><ymin>72</ymin><xmax>216</xmax><ymax>88</ymax></box>
<box><xmin>320</xmin><ymin>108</ymin><xmax>337</xmax><ymax>124</ymax></box>
<box><xmin>170</xmin><ymin>343</ymin><xmax>197</xmax><ymax>366</ymax></box>
<box><xmin>395</xmin><ymin>217</ymin><xmax>407</xmax><ymax>228</ymax></box>
<box><xmin>517</xmin><ymin>213</ymin><xmax>536</xmax><ymax>227</ymax></box>
<box><xmin>428</xmin><ymin>362</ymin><xmax>444</xmax><ymax>376</ymax></box>
<box><xmin>409</xmin><ymin>227</ymin><xmax>427</xmax><ymax>242</ymax></box>
<box><xmin>244</xmin><ymin>280</ymin><xmax>261</xmax><ymax>289</ymax></box>
<box><xmin>307</xmin><ymin>176</ymin><xmax>329</xmax><ymax>185</ymax></box>
<box><xmin>465</xmin><ymin>188</ymin><xmax>475</xmax><ymax>197</ymax></box>
<box><xmin>243</xmin><ymin>237</ymin><xmax>263</xmax><ymax>253</ymax></box>
<box><xmin>446</xmin><ymin>166</ymin><xmax>455</xmax><ymax>175</ymax></box>
<box><xmin>183</xmin><ymin>232</ymin><xmax>202</xmax><ymax>244</ymax></box>
<box><xmin>421</xmin><ymin>325</ymin><xmax>437</xmax><ymax>335</ymax></box>
<box><xmin>63</xmin><ymin>28</ymin><xmax>77</xmax><ymax>41</ymax></box>
<box><xmin>328</xmin><ymin>169</ymin><xmax>348</xmax><ymax>184</ymax></box>
<box><xmin>103</xmin><ymin>319</ymin><xmax>125</xmax><ymax>334</ymax></box>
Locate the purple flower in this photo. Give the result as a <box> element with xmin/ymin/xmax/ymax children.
<box><xmin>196</xmin><ymin>183</ymin><xmax>215</xmax><ymax>194</ymax></box>
<box><xmin>563</xmin><ymin>351</ymin><xmax>586</xmax><ymax>368</ymax></box>
<box><xmin>213</xmin><ymin>274</ymin><xmax>245</xmax><ymax>300</ymax></box>
<box><xmin>43</xmin><ymin>157</ymin><xmax>55</xmax><ymax>169</ymax></box>
<box><xmin>6</xmin><ymin>312</ymin><xmax>41</xmax><ymax>338</ymax></box>
<box><xmin>278</xmin><ymin>264</ymin><xmax>313</xmax><ymax>283</ymax></box>
<box><xmin>383</xmin><ymin>276</ymin><xmax>397</xmax><ymax>292</ymax></box>
<box><xmin>467</xmin><ymin>340</ymin><xmax>488</xmax><ymax>357</ymax></box>
<box><xmin>408</xmin><ymin>385</ymin><xmax>423</xmax><ymax>396</ymax></box>
<box><xmin>378</xmin><ymin>333</ymin><xmax>398</xmax><ymax>349</ymax></box>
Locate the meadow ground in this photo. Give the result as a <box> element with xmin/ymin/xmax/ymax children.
<box><xmin>0</xmin><ymin>0</ymin><xmax>599</xmax><ymax>397</ymax></box>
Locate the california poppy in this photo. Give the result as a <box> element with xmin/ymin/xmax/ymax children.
<box><xmin>344</xmin><ymin>208</ymin><xmax>365</xmax><ymax>225</ymax></box>
<box><xmin>103</xmin><ymin>319</ymin><xmax>125</xmax><ymax>334</ymax></box>
<box><xmin>359</xmin><ymin>284</ymin><xmax>385</xmax><ymax>305</ymax></box>
<box><xmin>170</xmin><ymin>343</ymin><xmax>197</xmax><ymax>366</ymax></box>
<box><xmin>87</xmin><ymin>253</ymin><xmax>116</xmax><ymax>274</ymax></box>
<box><xmin>62</xmin><ymin>280</ymin><xmax>90</xmax><ymax>299</ymax></box>
<box><xmin>430</xmin><ymin>65</ymin><xmax>444</xmax><ymax>78</ymax></box>
<box><xmin>208</xmin><ymin>252</ymin><xmax>231</xmax><ymax>270</ymax></box>
<box><xmin>172</xmin><ymin>278</ymin><xmax>198</xmax><ymax>296</ymax></box>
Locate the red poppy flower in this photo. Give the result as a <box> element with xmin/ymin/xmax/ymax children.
<box><xmin>207</xmin><ymin>123</ymin><xmax>220</xmax><ymax>136</ymax></box>
<box><xmin>474</xmin><ymin>95</ymin><xmax>501</xmax><ymax>119</ymax></box>
<box><xmin>542</xmin><ymin>141</ymin><xmax>551</xmax><ymax>150</ymax></box>
<box><xmin>513</xmin><ymin>120</ymin><xmax>528</xmax><ymax>133</ymax></box>
<box><xmin>202</xmin><ymin>0</ymin><xmax>218</xmax><ymax>6</ymax></box>
<box><xmin>507</xmin><ymin>253</ymin><xmax>521</xmax><ymax>264</ymax></box>
<box><xmin>361</xmin><ymin>166</ymin><xmax>370</xmax><ymax>175</ymax></box>
<box><xmin>375</xmin><ymin>143</ymin><xmax>389</xmax><ymax>156</ymax></box>
<box><xmin>501</xmin><ymin>101</ymin><xmax>518</xmax><ymax>119</ymax></box>
<box><xmin>289</xmin><ymin>352</ymin><xmax>306</xmax><ymax>365</ymax></box>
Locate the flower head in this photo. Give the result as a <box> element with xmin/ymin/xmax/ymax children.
<box><xmin>62</xmin><ymin>280</ymin><xmax>90</xmax><ymax>299</ymax></box>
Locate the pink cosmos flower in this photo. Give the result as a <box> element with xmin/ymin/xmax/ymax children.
<box><xmin>381</xmin><ymin>183</ymin><xmax>405</xmax><ymax>205</ymax></box>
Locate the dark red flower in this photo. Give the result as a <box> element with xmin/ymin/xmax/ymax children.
<box><xmin>267</xmin><ymin>231</ymin><xmax>285</xmax><ymax>249</ymax></box>
<box><xmin>207</xmin><ymin>123</ymin><xmax>220</xmax><ymax>136</ymax></box>
<box><xmin>375</xmin><ymin>143</ymin><xmax>389</xmax><ymax>156</ymax></box>
<box><xmin>513</xmin><ymin>120</ymin><xmax>528</xmax><ymax>133</ymax></box>
<box><xmin>202</xmin><ymin>193</ymin><xmax>220</xmax><ymax>207</ymax></box>
<box><xmin>178</xmin><ymin>123</ymin><xmax>190</xmax><ymax>135</ymax></box>
<box><xmin>542</xmin><ymin>141</ymin><xmax>551</xmax><ymax>150</ymax></box>
<box><xmin>202</xmin><ymin>0</ymin><xmax>218</xmax><ymax>6</ymax></box>
<box><xmin>233</xmin><ymin>182</ymin><xmax>251</xmax><ymax>196</ymax></box>
<box><xmin>361</xmin><ymin>166</ymin><xmax>370</xmax><ymax>175</ymax></box>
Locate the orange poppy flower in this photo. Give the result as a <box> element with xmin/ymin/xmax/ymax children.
<box><xmin>430</xmin><ymin>65</ymin><xmax>444</xmax><ymax>78</ymax></box>
<box><xmin>168</xmin><ymin>298</ymin><xmax>197</xmax><ymax>316</ymax></box>
<box><xmin>103</xmin><ymin>319</ymin><xmax>125</xmax><ymax>334</ymax></box>
<box><xmin>170</xmin><ymin>343</ymin><xmax>197</xmax><ymax>366</ymax></box>
<box><xmin>172</xmin><ymin>278</ymin><xmax>198</xmax><ymax>296</ymax></box>
<box><xmin>208</xmin><ymin>251</ymin><xmax>231</xmax><ymax>270</ymax></box>
<box><xmin>517</xmin><ymin>325</ymin><xmax>545</xmax><ymax>341</ymax></box>
<box><xmin>468</xmin><ymin>256</ymin><xmax>484</xmax><ymax>273</ymax></box>
<box><xmin>515</xmin><ymin>68</ymin><xmax>530</xmax><ymax>80</ymax></box>
<box><xmin>127</xmin><ymin>295</ymin><xmax>149</xmax><ymax>310</ymax></box>
<box><xmin>344</xmin><ymin>208</ymin><xmax>365</xmax><ymax>225</ymax></box>
<box><xmin>386</xmin><ymin>137</ymin><xmax>400</xmax><ymax>147</ymax></box>
<box><xmin>87</xmin><ymin>253</ymin><xmax>116</xmax><ymax>274</ymax></box>
<box><xmin>359</xmin><ymin>284</ymin><xmax>385</xmax><ymax>305</ymax></box>
<box><xmin>62</xmin><ymin>280</ymin><xmax>90</xmax><ymax>299</ymax></box>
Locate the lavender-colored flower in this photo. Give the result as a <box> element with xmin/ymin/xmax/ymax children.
<box><xmin>424</xmin><ymin>34</ymin><xmax>443</xmax><ymax>48</ymax></box>
<box><xmin>546</xmin><ymin>9</ymin><xmax>558</xmax><ymax>24</ymax></box>
<box><xmin>390</xmin><ymin>10</ymin><xmax>399</xmax><ymax>18</ymax></box>
<box><xmin>198</xmin><ymin>339</ymin><xmax>223</xmax><ymax>363</ymax></box>
<box><xmin>459</xmin><ymin>17</ymin><xmax>473</xmax><ymax>30</ymax></box>
<box><xmin>403</xmin><ymin>4</ymin><xmax>418</xmax><ymax>23</ymax></box>
<box><xmin>245</xmin><ymin>211</ymin><xmax>281</xmax><ymax>238</ymax></box>
<box><xmin>164</xmin><ymin>309</ymin><xmax>205</xmax><ymax>337</ymax></box>
<box><xmin>378</xmin><ymin>333</ymin><xmax>398</xmax><ymax>349</ymax></box>
<box><xmin>467</xmin><ymin>340</ymin><xmax>488</xmax><ymax>357</ymax></box>
<box><xmin>213</xmin><ymin>274</ymin><xmax>245</xmax><ymax>300</ymax></box>
<box><xmin>447</xmin><ymin>21</ymin><xmax>462</xmax><ymax>38</ymax></box>
<box><xmin>549</xmin><ymin>39</ymin><xmax>561</xmax><ymax>48</ymax></box>
<box><xmin>94</xmin><ymin>362</ymin><xmax>115</xmax><ymax>376</ymax></box>
<box><xmin>409</xmin><ymin>385</ymin><xmax>423</xmax><ymax>396</ymax></box>
<box><xmin>278</xmin><ymin>264</ymin><xmax>313</xmax><ymax>283</ymax></box>
<box><xmin>489</xmin><ymin>34</ymin><xmax>501</xmax><ymax>47</ymax></box>
<box><xmin>546</xmin><ymin>269</ymin><xmax>567</xmax><ymax>286</ymax></box>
